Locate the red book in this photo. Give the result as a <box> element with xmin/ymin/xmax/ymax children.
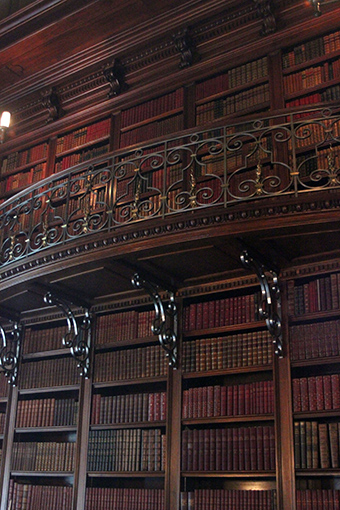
<box><xmin>209</xmin><ymin>428</ymin><xmax>216</xmax><ymax>471</ymax></box>
<box><xmin>307</xmin><ymin>377</ymin><xmax>317</xmax><ymax>411</ymax></box>
<box><xmin>331</xmin><ymin>374</ymin><xmax>340</xmax><ymax>409</ymax></box>
<box><xmin>250</xmin><ymin>426</ymin><xmax>257</xmax><ymax>470</ymax></box>
<box><xmin>300</xmin><ymin>378</ymin><xmax>309</xmax><ymax>411</ymax></box>
<box><xmin>256</xmin><ymin>427</ymin><xmax>264</xmax><ymax>471</ymax></box>
<box><xmin>238</xmin><ymin>427</ymin><xmax>245</xmax><ymax>471</ymax></box>
<box><xmin>323</xmin><ymin>375</ymin><xmax>332</xmax><ymax>410</ymax></box>
<box><xmin>232</xmin><ymin>428</ymin><xmax>239</xmax><ymax>470</ymax></box>
<box><xmin>316</xmin><ymin>376</ymin><xmax>325</xmax><ymax>410</ymax></box>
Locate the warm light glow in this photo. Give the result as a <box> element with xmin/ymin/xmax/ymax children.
<box><xmin>0</xmin><ymin>111</ymin><xmax>11</xmax><ymax>128</ymax></box>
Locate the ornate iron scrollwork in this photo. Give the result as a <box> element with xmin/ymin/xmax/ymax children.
<box><xmin>240</xmin><ymin>249</ymin><xmax>283</xmax><ymax>358</ymax></box>
<box><xmin>131</xmin><ymin>273</ymin><xmax>178</xmax><ymax>368</ymax></box>
<box><xmin>43</xmin><ymin>292</ymin><xmax>91</xmax><ymax>377</ymax></box>
<box><xmin>0</xmin><ymin>321</ymin><xmax>21</xmax><ymax>385</ymax></box>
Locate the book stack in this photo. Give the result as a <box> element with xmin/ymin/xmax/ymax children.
<box><xmin>87</xmin><ymin>428</ymin><xmax>166</xmax><ymax>472</ymax></box>
<box><xmin>23</xmin><ymin>325</ymin><xmax>69</xmax><ymax>354</ymax></box>
<box><xmin>0</xmin><ymin>373</ymin><xmax>9</xmax><ymax>397</ymax></box>
<box><xmin>85</xmin><ymin>487</ymin><xmax>165</xmax><ymax>510</ymax></box>
<box><xmin>56</xmin><ymin>119</ymin><xmax>111</xmax><ymax>155</ymax></box>
<box><xmin>94</xmin><ymin>344</ymin><xmax>168</xmax><ymax>382</ymax></box>
<box><xmin>292</xmin><ymin>374</ymin><xmax>340</xmax><ymax>412</ymax></box>
<box><xmin>180</xmin><ymin>489</ymin><xmax>276</xmax><ymax>510</ymax></box>
<box><xmin>16</xmin><ymin>397</ymin><xmax>79</xmax><ymax>427</ymax></box>
<box><xmin>8</xmin><ymin>481</ymin><xmax>73</xmax><ymax>510</ymax></box>
<box><xmin>121</xmin><ymin>89</ymin><xmax>183</xmax><ymax>128</ymax></box>
<box><xmin>120</xmin><ymin>114</ymin><xmax>184</xmax><ymax>148</ymax></box>
<box><xmin>196</xmin><ymin>57</ymin><xmax>268</xmax><ymax>101</ymax></box>
<box><xmin>181</xmin><ymin>425</ymin><xmax>275</xmax><ymax>471</ymax></box>
<box><xmin>0</xmin><ymin>142</ymin><xmax>48</xmax><ymax>173</ymax></box>
<box><xmin>182</xmin><ymin>331</ymin><xmax>273</xmax><ymax>372</ymax></box>
<box><xmin>91</xmin><ymin>391</ymin><xmax>166</xmax><ymax>424</ymax></box>
<box><xmin>282</xmin><ymin>29</ymin><xmax>340</xmax><ymax>69</ymax></box>
<box><xmin>95</xmin><ymin>310</ymin><xmax>138</xmax><ymax>344</ymax></box>
<box><xmin>19</xmin><ymin>357</ymin><xmax>79</xmax><ymax>389</ymax></box>
<box><xmin>290</xmin><ymin>320</ymin><xmax>340</xmax><ymax>360</ymax></box>
<box><xmin>296</xmin><ymin>489</ymin><xmax>340</xmax><ymax>510</ymax></box>
<box><xmin>288</xmin><ymin>272</ymin><xmax>340</xmax><ymax>316</ymax></box>
<box><xmin>294</xmin><ymin>420</ymin><xmax>340</xmax><ymax>469</ymax></box>
<box><xmin>12</xmin><ymin>441</ymin><xmax>75</xmax><ymax>472</ymax></box>
<box><xmin>182</xmin><ymin>380</ymin><xmax>274</xmax><ymax>419</ymax></box>
<box><xmin>183</xmin><ymin>293</ymin><xmax>262</xmax><ymax>331</ymax></box>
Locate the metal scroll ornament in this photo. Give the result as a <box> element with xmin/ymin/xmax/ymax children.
<box><xmin>43</xmin><ymin>292</ymin><xmax>91</xmax><ymax>377</ymax></box>
<box><xmin>0</xmin><ymin>321</ymin><xmax>21</xmax><ymax>385</ymax></box>
<box><xmin>240</xmin><ymin>249</ymin><xmax>283</xmax><ymax>358</ymax></box>
<box><xmin>131</xmin><ymin>273</ymin><xmax>178</xmax><ymax>368</ymax></box>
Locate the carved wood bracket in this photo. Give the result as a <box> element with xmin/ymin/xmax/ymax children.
<box><xmin>173</xmin><ymin>28</ymin><xmax>198</xmax><ymax>69</ymax></box>
<box><xmin>0</xmin><ymin>321</ymin><xmax>21</xmax><ymax>386</ymax></box>
<box><xmin>240</xmin><ymin>248</ymin><xmax>283</xmax><ymax>358</ymax></box>
<box><xmin>103</xmin><ymin>59</ymin><xmax>127</xmax><ymax>98</ymax></box>
<box><xmin>41</xmin><ymin>86</ymin><xmax>62</xmax><ymax>123</ymax></box>
<box><xmin>253</xmin><ymin>0</ymin><xmax>277</xmax><ymax>36</ymax></box>
<box><xmin>43</xmin><ymin>291</ymin><xmax>92</xmax><ymax>377</ymax></box>
<box><xmin>131</xmin><ymin>272</ymin><xmax>178</xmax><ymax>368</ymax></box>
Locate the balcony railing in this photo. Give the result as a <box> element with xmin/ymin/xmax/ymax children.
<box><xmin>0</xmin><ymin>106</ymin><xmax>340</xmax><ymax>266</ymax></box>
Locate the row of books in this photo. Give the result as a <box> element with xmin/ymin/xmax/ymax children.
<box><xmin>8</xmin><ymin>481</ymin><xmax>73</xmax><ymax>510</ymax></box>
<box><xmin>19</xmin><ymin>357</ymin><xmax>79</xmax><ymax>389</ymax></box>
<box><xmin>284</xmin><ymin>58</ymin><xmax>340</xmax><ymax>94</ymax></box>
<box><xmin>181</xmin><ymin>425</ymin><xmax>275</xmax><ymax>472</ymax></box>
<box><xmin>120</xmin><ymin>113</ymin><xmax>184</xmax><ymax>148</ymax></box>
<box><xmin>94</xmin><ymin>344</ymin><xmax>168</xmax><ymax>383</ymax></box>
<box><xmin>91</xmin><ymin>391</ymin><xmax>166</xmax><ymax>425</ymax></box>
<box><xmin>0</xmin><ymin>162</ymin><xmax>47</xmax><ymax>196</ymax></box>
<box><xmin>282</xmin><ymin>30</ymin><xmax>340</xmax><ymax>69</ymax></box>
<box><xmin>180</xmin><ymin>489</ymin><xmax>276</xmax><ymax>510</ymax></box>
<box><xmin>288</xmin><ymin>272</ymin><xmax>340</xmax><ymax>316</ymax></box>
<box><xmin>95</xmin><ymin>309</ymin><xmax>155</xmax><ymax>345</ymax></box>
<box><xmin>0</xmin><ymin>411</ymin><xmax>5</xmax><ymax>433</ymax></box>
<box><xmin>56</xmin><ymin>118</ymin><xmax>111</xmax><ymax>154</ymax></box>
<box><xmin>196</xmin><ymin>57</ymin><xmax>268</xmax><ymax>101</ymax></box>
<box><xmin>11</xmin><ymin>441</ymin><xmax>75</xmax><ymax>472</ymax></box>
<box><xmin>290</xmin><ymin>320</ymin><xmax>340</xmax><ymax>360</ymax></box>
<box><xmin>23</xmin><ymin>325</ymin><xmax>69</xmax><ymax>354</ymax></box>
<box><xmin>85</xmin><ymin>488</ymin><xmax>165</xmax><ymax>510</ymax></box>
<box><xmin>292</xmin><ymin>374</ymin><xmax>340</xmax><ymax>412</ymax></box>
<box><xmin>45</xmin><ymin>187</ymin><xmax>106</xmax><ymax>222</ymax></box>
<box><xmin>121</xmin><ymin>89</ymin><xmax>183</xmax><ymax>129</ymax></box>
<box><xmin>0</xmin><ymin>373</ymin><xmax>9</xmax><ymax>397</ymax></box>
<box><xmin>87</xmin><ymin>428</ymin><xmax>166</xmax><ymax>472</ymax></box>
<box><xmin>1</xmin><ymin>142</ymin><xmax>48</xmax><ymax>173</ymax></box>
<box><xmin>288</xmin><ymin>120</ymin><xmax>340</xmax><ymax>150</ymax></box>
<box><xmin>286</xmin><ymin>93</ymin><xmax>322</xmax><ymax>109</ymax></box>
<box><xmin>196</xmin><ymin>83</ymin><xmax>270</xmax><ymax>124</ymax></box>
<box><xmin>54</xmin><ymin>143</ymin><xmax>109</xmax><ymax>173</ymax></box>
<box><xmin>182</xmin><ymin>380</ymin><xmax>274</xmax><ymax>419</ymax></box>
<box><xmin>182</xmin><ymin>331</ymin><xmax>273</xmax><ymax>373</ymax></box>
<box><xmin>183</xmin><ymin>292</ymin><xmax>262</xmax><ymax>331</ymax></box>
<box><xmin>296</xmin><ymin>490</ymin><xmax>340</xmax><ymax>510</ymax></box>
<box><xmin>294</xmin><ymin>420</ymin><xmax>340</xmax><ymax>469</ymax></box>
<box><xmin>16</xmin><ymin>397</ymin><xmax>79</xmax><ymax>428</ymax></box>
<box><xmin>296</xmin><ymin>150</ymin><xmax>328</xmax><ymax>181</ymax></box>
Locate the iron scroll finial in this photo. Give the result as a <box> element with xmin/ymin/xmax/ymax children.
<box><xmin>240</xmin><ymin>249</ymin><xmax>283</xmax><ymax>358</ymax></box>
<box><xmin>0</xmin><ymin>321</ymin><xmax>21</xmax><ymax>386</ymax></box>
<box><xmin>43</xmin><ymin>291</ymin><xmax>91</xmax><ymax>377</ymax></box>
<box><xmin>131</xmin><ymin>272</ymin><xmax>178</xmax><ymax>368</ymax></box>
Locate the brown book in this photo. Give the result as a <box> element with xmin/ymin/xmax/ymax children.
<box><xmin>328</xmin><ymin>422</ymin><xmax>339</xmax><ymax>468</ymax></box>
<box><xmin>318</xmin><ymin>422</ymin><xmax>330</xmax><ymax>469</ymax></box>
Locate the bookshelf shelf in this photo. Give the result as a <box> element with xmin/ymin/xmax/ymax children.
<box><xmin>18</xmin><ymin>385</ymin><xmax>80</xmax><ymax>395</ymax></box>
<box><xmin>182</xmin><ymin>414</ymin><xmax>274</xmax><ymax>426</ymax></box>
<box><xmin>11</xmin><ymin>471</ymin><xmax>74</xmax><ymax>477</ymax></box>
<box><xmin>183</xmin><ymin>321</ymin><xmax>266</xmax><ymax>338</ymax></box>
<box><xmin>182</xmin><ymin>365</ymin><xmax>273</xmax><ymax>379</ymax></box>
<box><xmin>15</xmin><ymin>426</ymin><xmax>78</xmax><ymax>433</ymax></box>
<box><xmin>93</xmin><ymin>376</ymin><xmax>167</xmax><ymax>389</ymax></box>
<box><xmin>90</xmin><ymin>421</ymin><xmax>166</xmax><ymax>430</ymax></box>
<box><xmin>95</xmin><ymin>336</ymin><xmax>158</xmax><ymax>351</ymax></box>
<box><xmin>182</xmin><ymin>471</ymin><xmax>276</xmax><ymax>477</ymax></box>
<box><xmin>87</xmin><ymin>472</ymin><xmax>165</xmax><ymax>478</ymax></box>
<box><xmin>120</xmin><ymin>108</ymin><xmax>183</xmax><ymax>133</ymax></box>
<box><xmin>55</xmin><ymin>135</ymin><xmax>110</xmax><ymax>159</ymax></box>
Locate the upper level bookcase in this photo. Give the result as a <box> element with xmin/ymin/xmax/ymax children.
<box><xmin>283</xmin><ymin>29</ymin><xmax>340</xmax><ymax>109</ymax></box>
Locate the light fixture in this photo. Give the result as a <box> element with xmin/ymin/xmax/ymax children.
<box><xmin>309</xmin><ymin>0</ymin><xmax>340</xmax><ymax>16</ymax></box>
<box><xmin>0</xmin><ymin>111</ymin><xmax>11</xmax><ymax>143</ymax></box>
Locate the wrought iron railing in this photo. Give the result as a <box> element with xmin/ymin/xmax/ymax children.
<box><xmin>0</xmin><ymin>106</ymin><xmax>340</xmax><ymax>266</ymax></box>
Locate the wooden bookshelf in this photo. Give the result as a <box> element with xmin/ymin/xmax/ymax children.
<box><xmin>288</xmin><ymin>268</ymin><xmax>340</xmax><ymax>510</ymax></box>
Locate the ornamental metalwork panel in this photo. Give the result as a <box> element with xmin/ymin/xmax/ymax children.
<box><xmin>0</xmin><ymin>107</ymin><xmax>340</xmax><ymax>266</ymax></box>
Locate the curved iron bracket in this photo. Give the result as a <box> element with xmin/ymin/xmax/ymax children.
<box><xmin>43</xmin><ymin>291</ymin><xmax>92</xmax><ymax>377</ymax></box>
<box><xmin>240</xmin><ymin>249</ymin><xmax>283</xmax><ymax>358</ymax></box>
<box><xmin>0</xmin><ymin>321</ymin><xmax>21</xmax><ymax>386</ymax></box>
<box><xmin>131</xmin><ymin>272</ymin><xmax>178</xmax><ymax>369</ymax></box>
